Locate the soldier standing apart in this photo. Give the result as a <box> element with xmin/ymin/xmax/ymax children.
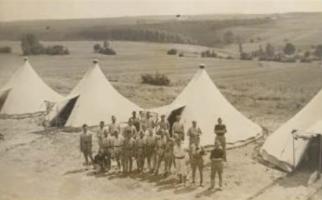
<box><xmin>164</xmin><ymin>133</ymin><xmax>175</xmax><ymax>177</ymax></box>
<box><xmin>80</xmin><ymin>124</ymin><xmax>94</xmax><ymax>166</ymax></box>
<box><xmin>172</xmin><ymin>115</ymin><xmax>185</xmax><ymax>141</ymax></box>
<box><xmin>154</xmin><ymin>132</ymin><xmax>167</xmax><ymax>175</ymax></box>
<box><xmin>173</xmin><ymin>137</ymin><xmax>188</xmax><ymax>185</ymax></box>
<box><xmin>190</xmin><ymin>143</ymin><xmax>205</xmax><ymax>186</ymax></box>
<box><xmin>145</xmin><ymin>129</ymin><xmax>156</xmax><ymax>173</ymax></box>
<box><xmin>209</xmin><ymin>142</ymin><xmax>224</xmax><ymax>190</ymax></box>
<box><xmin>214</xmin><ymin>118</ymin><xmax>227</xmax><ymax>161</ymax></box>
<box><xmin>113</xmin><ymin>130</ymin><xmax>123</xmax><ymax>173</ymax></box>
<box><xmin>187</xmin><ymin>121</ymin><xmax>202</xmax><ymax>148</ymax></box>
<box><xmin>135</xmin><ymin>131</ymin><xmax>146</xmax><ymax>173</ymax></box>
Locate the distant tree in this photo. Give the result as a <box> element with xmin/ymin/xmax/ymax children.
<box><xmin>283</xmin><ymin>42</ymin><xmax>296</xmax><ymax>55</ymax></box>
<box><xmin>223</xmin><ymin>30</ymin><xmax>234</xmax><ymax>44</ymax></box>
<box><xmin>265</xmin><ymin>43</ymin><xmax>275</xmax><ymax>57</ymax></box>
<box><xmin>20</xmin><ymin>33</ymin><xmax>45</xmax><ymax>55</ymax></box>
<box><xmin>93</xmin><ymin>43</ymin><xmax>102</xmax><ymax>53</ymax></box>
<box><xmin>314</xmin><ymin>45</ymin><xmax>322</xmax><ymax>59</ymax></box>
<box><xmin>167</xmin><ymin>48</ymin><xmax>177</xmax><ymax>55</ymax></box>
<box><xmin>304</xmin><ymin>51</ymin><xmax>310</xmax><ymax>58</ymax></box>
<box><xmin>46</xmin><ymin>45</ymin><xmax>69</xmax><ymax>55</ymax></box>
<box><xmin>0</xmin><ymin>46</ymin><xmax>11</xmax><ymax>54</ymax></box>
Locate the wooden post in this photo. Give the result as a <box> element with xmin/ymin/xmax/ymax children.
<box><xmin>319</xmin><ymin>134</ymin><xmax>322</xmax><ymax>173</ymax></box>
<box><xmin>291</xmin><ymin>130</ymin><xmax>296</xmax><ymax>170</ymax></box>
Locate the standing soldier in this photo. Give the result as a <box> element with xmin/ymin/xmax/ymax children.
<box><xmin>164</xmin><ymin>134</ymin><xmax>175</xmax><ymax>177</ymax></box>
<box><xmin>145</xmin><ymin>129</ymin><xmax>156</xmax><ymax>173</ymax></box>
<box><xmin>154</xmin><ymin>132</ymin><xmax>167</xmax><ymax>175</ymax></box>
<box><xmin>102</xmin><ymin>131</ymin><xmax>114</xmax><ymax>171</ymax></box>
<box><xmin>172</xmin><ymin>115</ymin><xmax>185</xmax><ymax>141</ymax></box>
<box><xmin>187</xmin><ymin>121</ymin><xmax>202</xmax><ymax>147</ymax></box>
<box><xmin>97</xmin><ymin>121</ymin><xmax>106</xmax><ymax>151</ymax></box>
<box><xmin>156</xmin><ymin>114</ymin><xmax>170</xmax><ymax>136</ymax></box>
<box><xmin>190</xmin><ymin>143</ymin><xmax>205</xmax><ymax>186</ymax></box>
<box><xmin>80</xmin><ymin>124</ymin><xmax>94</xmax><ymax>166</ymax></box>
<box><xmin>214</xmin><ymin>118</ymin><xmax>227</xmax><ymax>161</ymax></box>
<box><xmin>109</xmin><ymin>115</ymin><xmax>120</xmax><ymax>135</ymax></box>
<box><xmin>135</xmin><ymin>131</ymin><xmax>146</xmax><ymax>173</ymax></box>
<box><xmin>130</xmin><ymin>111</ymin><xmax>141</xmax><ymax>132</ymax></box>
<box><xmin>124</xmin><ymin>118</ymin><xmax>137</xmax><ymax>138</ymax></box>
<box><xmin>145</xmin><ymin>112</ymin><xmax>156</xmax><ymax>131</ymax></box>
<box><xmin>113</xmin><ymin>130</ymin><xmax>123</xmax><ymax>172</ymax></box>
<box><xmin>173</xmin><ymin>136</ymin><xmax>188</xmax><ymax>185</ymax></box>
<box><xmin>209</xmin><ymin>142</ymin><xmax>224</xmax><ymax>190</ymax></box>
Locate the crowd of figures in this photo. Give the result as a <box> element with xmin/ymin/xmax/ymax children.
<box><xmin>80</xmin><ymin>111</ymin><xmax>227</xmax><ymax>190</ymax></box>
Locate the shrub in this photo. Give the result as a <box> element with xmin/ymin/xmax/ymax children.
<box><xmin>0</xmin><ymin>46</ymin><xmax>11</xmax><ymax>54</ymax></box>
<box><xmin>314</xmin><ymin>44</ymin><xmax>322</xmax><ymax>59</ymax></box>
<box><xmin>93</xmin><ymin>43</ymin><xmax>102</xmax><ymax>53</ymax></box>
<box><xmin>99</xmin><ymin>47</ymin><xmax>116</xmax><ymax>55</ymax></box>
<box><xmin>240</xmin><ymin>52</ymin><xmax>253</xmax><ymax>60</ymax></box>
<box><xmin>178</xmin><ymin>52</ymin><xmax>184</xmax><ymax>57</ymax></box>
<box><xmin>167</xmin><ymin>48</ymin><xmax>177</xmax><ymax>55</ymax></box>
<box><xmin>21</xmin><ymin>33</ymin><xmax>45</xmax><ymax>55</ymax></box>
<box><xmin>46</xmin><ymin>45</ymin><xmax>69</xmax><ymax>55</ymax></box>
<box><xmin>141</xmin><ymin>73</ymin><xmax>170</xmax><ymax>86</ymax></box>
<box><xmin>283</xmin><ymin>42</ymin><xmax>296</xmax><ymax>55</ymax></box>
<box><xmin>201</xmin><ymin>50</ymin><xmax>217</xmax><ymax>58</ymax></box>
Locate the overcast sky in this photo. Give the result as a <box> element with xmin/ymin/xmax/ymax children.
<box><xmin>0</xmin><ymin>0</ymin><xmax>322</xmax><ymax>21</ymax></box>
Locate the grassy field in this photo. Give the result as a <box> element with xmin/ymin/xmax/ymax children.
<box><xmin>1</xmin><ymin>40</ymin><xmax>322</xmax><ymax>132</ymax></box>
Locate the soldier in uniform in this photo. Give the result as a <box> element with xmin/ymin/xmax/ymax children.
<box><xmin>164</xmin><ymin>134</ymin><xmax>175</xmax><ymax>177</ymax></box>
<box><xmin>130</xmin><ymin>111</ymin><xmax>141</xmax><ymax>132</ymax></box>
<box><xmin>80</xmin><ymin>124</ymin><xmax>94</xmax><ymax>165</ymax></box>
<box><xmin>187</xmin><ymin>121</ymin><xmax>202</xmax><ymax>148</ymax></box>
<box><xmin>135</xmin><ymin>131</ymin><xmax>146</xmax><ymax>173</ymax></box>
<box><xmin>190</xmin><ymin>143</ymin><xmax>205</xmax><ymax>186</ymax></box>
<box><xmin>154</xmin><ymin>132</ymin><xmax>167</xmax><ymax>175</ymax></box>
<box><xmin>156</xmin><ymin>114</ymin><xmax>170</xmax><ymax>136</ymax></box>
<box><xmin>109</xmin><ymin>115</ymin><xmax>120</xmax><ymax>136</ymax></box>
<box><xmin>97</xmin><ymin>121</ymin><xmax>106</xmax><ymax>151</ymax></box>
<box><xmin>124</xmin><ymin>118</ymin><xmax>137</xmax><ymax>138</ymax></box>
<box><xmin>173</xmin><ymin>136</ymin><xmax>188</xmax><ymax>185</ymax></box>
<box><xmin>122</xmin><ymin>134</ymin><xmax>135</xmax><ymax>174</ymax></box>
<box><xmin>172</xmin><ymin>115</ymin><xmax>185</xmax><ymax>141</ymax></box>
<box><xmin>113</xmin><ymin>129</ymin><xmax>123</xmax><ymax>172</ymax></box>
<box><xmin>145</xmin><ymin>129</ymin><xmax>156</xmax><ymax>173</ymax></box>
<box><xmin>145</xmin><ymin>112</ymin><xmax>156</xmax><ymax>131</ymax></box>
<box><xmin>214</xmin><ymin>118</ymin><xmax>227</xmax><ymax>161</ymax></box>
<box><xmin>102</xmin><ymin>131</ymin><xmax>114</xmax><ymax>171</ymax></box>
<box><xmin>209</xmin><ymin>141</ymin><xmax>224</xmax><ymax>190</ymax></box>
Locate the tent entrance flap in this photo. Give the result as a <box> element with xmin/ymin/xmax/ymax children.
<box><xmin>50</xmin><ymin>96</ymin><xmax>79</xmax><ymax>127</ymax></box>
<box><xmin>297</xmin><ymin>135</ymin><xmax>322</xmax><ymax>172</ymax></box>
<box><xmin>0</xmin><ymin>89</ymin><xmax>10</xmax><ymax>112</ymax></box>
<box><xmin>167</xmin><ymin>106</ymin><xmax>185</xmax><ymax>137</ymax></box>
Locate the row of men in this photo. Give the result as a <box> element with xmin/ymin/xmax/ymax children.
<box><xmin>80</xmin><ymin>111</ymin><xmax>227</xmax><ymax>189</ymax></box>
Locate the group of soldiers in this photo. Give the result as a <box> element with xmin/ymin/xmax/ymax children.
<box><xmin>80</xmin><ymin>111</ymin><xmax>227</xmax><ymax>190</ymax></box>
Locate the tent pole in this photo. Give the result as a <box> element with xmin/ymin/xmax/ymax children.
<box><xmin>319</xmin><ymin>135</ymin><xmax>322</xmax><ymax>173</ymax></box>
<box><xmin>292</xmin><ymin>131</ymin><xmax>296</xmax><ymax>170</ymax></box>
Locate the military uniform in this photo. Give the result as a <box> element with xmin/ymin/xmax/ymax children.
<box><xmin>214</xmin><ymin>124</ymin><xmax>227</xmax><ymax>161</ymax></box>
<box><xmin>173</xmin><ymin>143</ymin><xmax>188</xmax><ymax>184</ymax></box>
<box><xmin>145</xmin><ymin>134</ymin><xmax>156</xmax><ymax>172</ymax></box>
<box><xmin>122</xmin><ymin>137</ymin><xmax>135</xmax><ymax>173</ymax></box>
<box><xmin>113</xmin><ymin>135</ymin><xmax>124</xmax><ymax>171</ymax></box>
<box><xmin>172</xmin><ymin>121</ymin><xmax>185</xmax><ymax>141</ymax></box>
<box><xmin>210</xmin><ymin>147</ymin><xmax>224</xmax><ymax>188</ymax></box>
<box><xmin>80</xmin><ymin>133</ymin><xmax>94</xmax><ymax>165</ymax></box>
<box><xmin>187</xmin><ymin>126</ymin><xmax>202</xmax><ymax>147</ymax></box>
<box><xmin>164</xmin><ymin>137</ymin><xmax>175</xmax><ymax>175</ymax></box>
<box><xmin>96</xmin><ymin>127</ymin><xmax>106</xmax><ymax>151</ymax></box>
<box><xmin>131</xmin><ymin>116</ymin><xmax>141</xmax><ymax>132</ymax></box>
<box><xmin>102</xmin><ymin>134</ymin><xmax>114</xmax><ymax>170</ymax></box>
<box><xmin>109</xmin><ymin>123</ymin><xmax>120</xmax><ymax>136</ymax></box>
<box><xmin>156</xmin><ymin>120</ymin><xmax>170</xmax><ymax>135</ymax></box>
<box><xmin>154</xmin><ymin>136</ymin><xmax>167</xmax><ymax>174</ymax></box>
<box><xmin>190</xmin><ymin>145</ymin><xmax>205</xmax><ymax>185</ymax></box>
<box><xmin>135</xmin><ymin>136</ymin><xmax>146</xmax><ymax>172</ymax></box>
<box><xmin>123</xmin><ymin>125</ymin><xmax>137</xmax><ymax>138</ymax></box>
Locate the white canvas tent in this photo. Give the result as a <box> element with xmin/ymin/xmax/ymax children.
<box><xmin>152</xmin><ymin>65</ymin><xmax>262</xmax><ymax>148</ymax></box>
<box><xmin>261</xmin><ymin>89</ymin><xmax>322</xmax><ymax>172</ymax></box>
<box><xmin>0</xmin><ymin>58</ymin><xmax>62</xmax><ymax>115</ymax></box>
<box><xmin>47</xmin><ymin>60</ymin><xmax>141</xmax><ymax>127</ymax></box>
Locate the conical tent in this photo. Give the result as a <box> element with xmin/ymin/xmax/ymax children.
<box><xmin>0</xmin><ymin>58</ymin><xmax>62</xmax><ymax>115</ymax></box>
<box><xmin>261</xmin><ymin>89</ymin><xmax>322</xmax><ymax>172</ymax></box>
<box><xmin>47</xmin><ymin>60</ymin><xmax>141</xmax><ymax>127</ymax></box>
<box><xmin>152</xmin><ymin>65</ymin><xmax>262</xmax><ymax>148</ymax></box>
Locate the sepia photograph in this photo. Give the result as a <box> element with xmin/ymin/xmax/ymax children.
<box><xmin>0</xmin><ymin>0</ymin><xmax>322</xmax><ymax>199</ymax></box>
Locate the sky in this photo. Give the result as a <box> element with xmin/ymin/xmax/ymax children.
<box><xmin>0</xmin><ymin>0</ymin><xmax>322</xmax><ymax>21</ymax></box>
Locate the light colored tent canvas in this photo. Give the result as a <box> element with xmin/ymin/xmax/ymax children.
<box><xmin>0</xmin><ymin>58</ymin><xmax>62</xmax><ymax>115</ymax></box>
<box><xmin>152</xmin><ymin>65</ymin><xmax>262</xmax><ymax>148</ymax></box>
<box><xmin>261</xmin><ymin>89</ymin><xmax>322</xmax><ymax>172</ymax></box>
<box><xmin>47</xmin><ymin>60</ymin><xmax>141</xmax><ymax>127</ymax></box>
